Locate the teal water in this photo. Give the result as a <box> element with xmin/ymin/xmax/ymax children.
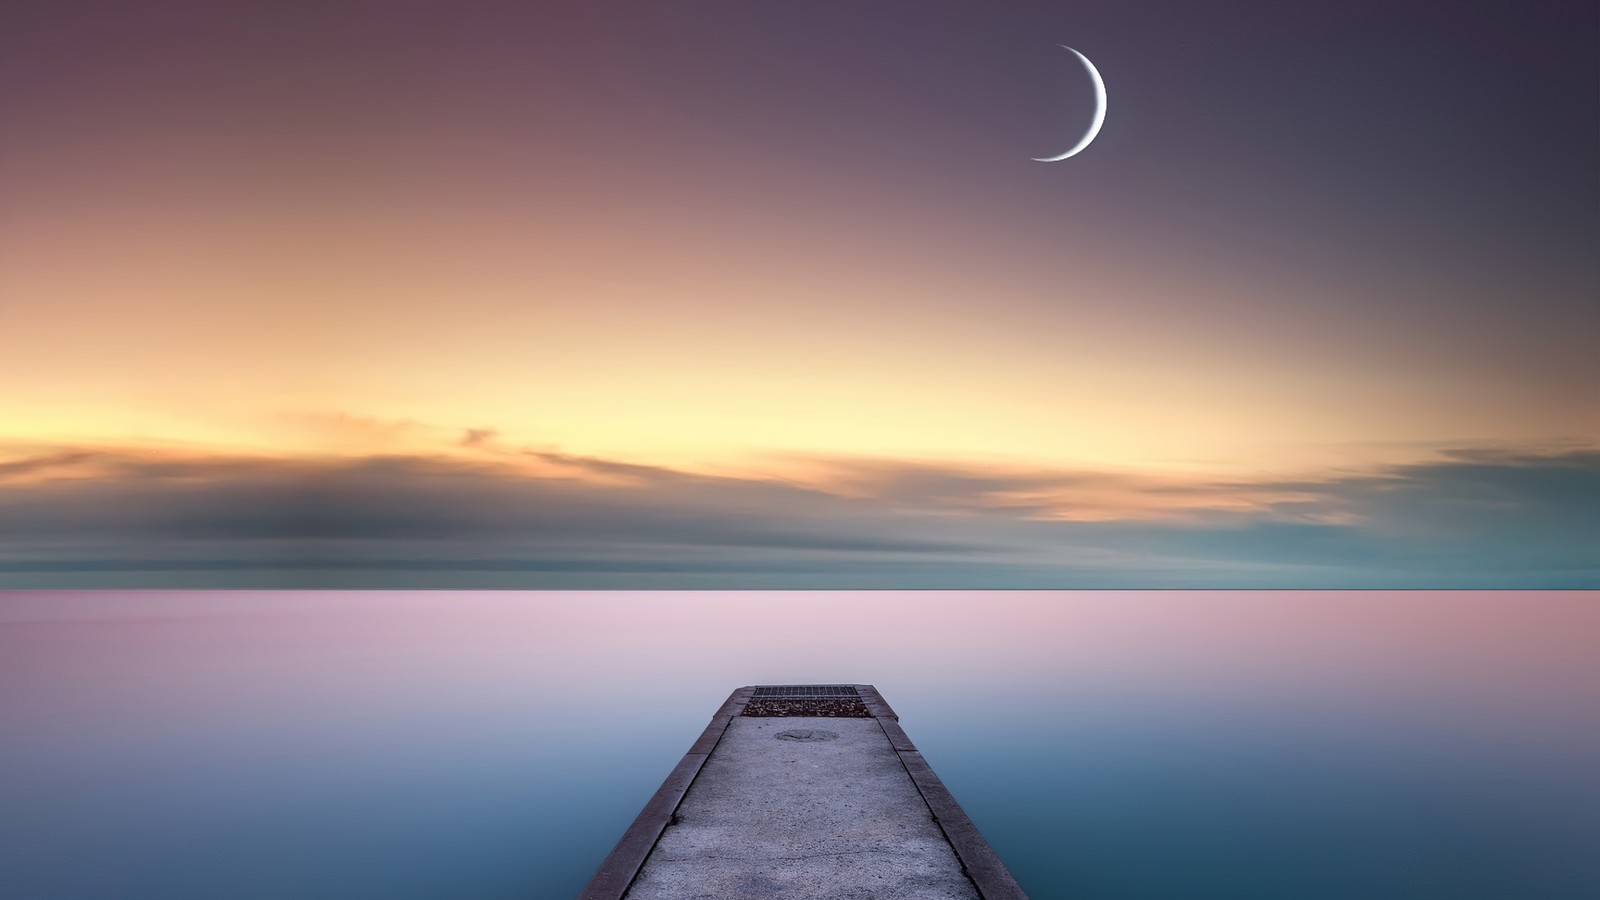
<box><xmin>2</xmin><ymin>591</ymin><xmax>1596</xmax><ymax>898</ymax></box>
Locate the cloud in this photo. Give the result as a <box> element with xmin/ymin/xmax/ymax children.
<box><xmin>783</xmin><ymin>455</ymin><xmax>1330</xmax><ymax>521</ymax></box>
<box><xmin>1107</xmin><ymin>448</ymin><xmax>1600</xmax><ymax>578</ymax></box>
<box><xmin>280</xmin><ymin>411</ymin><xmax>418</xmax><ymax>440</ymax></box>
<box><xmin>525</xmin><ymin>450</ymin><xmax>706</xmax><ymax>484</ymax></box>
<box><xmin>0</xmin><ymin>448</ymin><xmax>985</xmax><ymax>554</ymax></box>
<box><xmin>0</xmin><ymin>443</ymin><xmax>1594</xmax><ymax>587</ymax></box>
<box><xmin>0</xmin><ymin>450</ymin><xmax>103</xmax><ymax>478</ymax></box>
<box><xmin>459</xmin><ymin>428</ymin><xmax>498</xmax><ymax>447</ymax></box>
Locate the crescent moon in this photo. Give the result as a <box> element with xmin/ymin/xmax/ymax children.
<box><xmin>1033</xmin><ymin>45</ymin><xmax>1106</xmax><ymax>161</ymax></box>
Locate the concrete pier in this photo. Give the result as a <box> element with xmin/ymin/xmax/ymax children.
<box><xmin>580</xmin><ymin>685</ymin><xmax>1027</xmax><ymax>899</ymax></box>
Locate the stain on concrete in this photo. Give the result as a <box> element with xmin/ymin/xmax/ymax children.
<box><xmin>775</xmin><ymin>729</ymin><xmax>840</xmax><ymax>743</ymax></box>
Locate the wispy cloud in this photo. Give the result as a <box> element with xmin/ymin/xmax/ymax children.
<box><xmin>0</xmin><ymin>442</ymin><xmax>1594</xmax><ymax>587</ymax></box>
<box><xmin>278</xmin><ymin>411</ymin><xmax>420</xmax><ymax>441</ymax></box>
<box><xmin>458</xmin><ymin>428</ymin><xmax>499</xmax><ymax>448</ymax></box>
<box><xmin>0</xmin><ymin>450</ymin><xmax>103</xmax><ymax>479</ymax></box>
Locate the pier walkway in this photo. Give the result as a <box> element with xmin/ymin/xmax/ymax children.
<box><xmin>580</xmin><ymin>684</ymin><xmax>1027</xmax><ymax>899</ymax></box>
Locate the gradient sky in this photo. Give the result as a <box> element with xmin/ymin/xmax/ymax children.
<box><xmin>1</xmin><ymin>1</ymin><xmax>1595</xmax><ymax>586</ymax></box>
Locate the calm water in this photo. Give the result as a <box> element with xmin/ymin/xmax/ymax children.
<box><xmin>2</xmin><ymin>591</ymin><xmax>1596</xmax><ymax>899</ymax></box>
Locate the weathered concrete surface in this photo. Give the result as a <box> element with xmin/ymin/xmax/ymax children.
<box><xmin>582</xmin><ymin>685</ymin><xmax>1027</xmax><ymax>899</ymax></box>
<box><xmin>625</xmin><ymin>715</ymin><xmax>980</xmax><ymax>900</ymax></box>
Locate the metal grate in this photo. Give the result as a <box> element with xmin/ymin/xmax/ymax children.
<box><xmin>751</xmin><ymin>685</ymin><xmax>860</xmax><ymax>699</ymax></box>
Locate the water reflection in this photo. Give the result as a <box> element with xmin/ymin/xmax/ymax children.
<box><xmin>1</xmin><ymin>591</ymin><xmax>1595</xmax><ymax>898</ymax></box>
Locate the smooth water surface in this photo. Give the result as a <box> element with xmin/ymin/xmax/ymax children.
<box><xmin>2</xmin><ymin>591</ymin><xmax>1596</xmax><ymax>898</ymax></box>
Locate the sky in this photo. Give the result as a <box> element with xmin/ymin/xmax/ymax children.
<box><xmin>1</xmin><ymin>0</ymin><xmax>1595</xmax><ymax>586</ymax></box>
